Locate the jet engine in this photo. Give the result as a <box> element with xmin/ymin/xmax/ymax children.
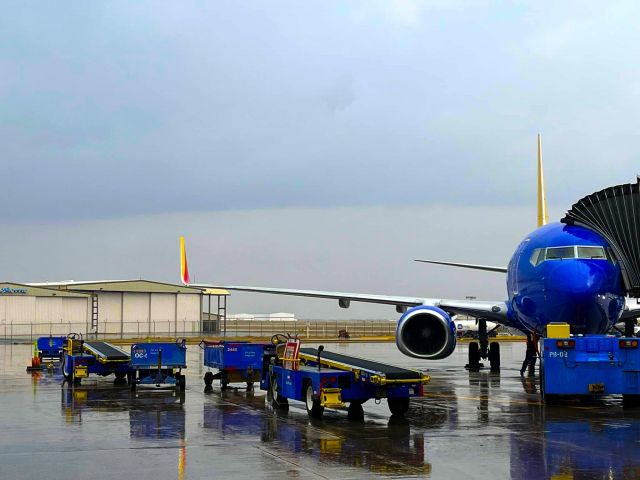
<box><xmin>395</xmin><ymin>305</ymin><xmax>457</xmax><ymax>359</ymax></box>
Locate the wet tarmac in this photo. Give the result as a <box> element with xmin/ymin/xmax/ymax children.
<box><xmin>2</xmin><ymin>341</ymin><xmax>640</xmax><ymax>479</ymax></box>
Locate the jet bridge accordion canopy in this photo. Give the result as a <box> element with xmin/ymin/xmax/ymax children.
<box><xmin>561</xmin><ymin>178</ymin><xmax>640</xmax><ymax>297</ymax></box>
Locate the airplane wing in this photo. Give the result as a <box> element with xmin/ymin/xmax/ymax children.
<box><xmin>414</xmin><ymin>259</ymin><xmax>508</xmax><ymax>273</ymax></box>
<box><xmin>189</xmin><ymin>283</ymin><xmax>510</xmax><ymax>325</ymax></box>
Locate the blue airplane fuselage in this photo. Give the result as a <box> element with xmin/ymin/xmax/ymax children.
<box><xmin>507</xmin><ymin>222</ymin><xmax>625</xmax><ymax>335</ymax></box>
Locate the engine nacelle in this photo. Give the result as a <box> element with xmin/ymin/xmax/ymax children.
<box><xmin>396</xmin><ymin>305</ymin><xmax>457</xmax><ymax>359</ymax></box>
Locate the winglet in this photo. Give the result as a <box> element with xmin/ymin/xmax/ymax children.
<box><xmin>537</xmin><ymin>134</ymin><xmax>548</xmax><ymax>227</ymax></box>
<box><xmin>180</xmin><ymin>236</ymin><xmax>190</xmax><ymax>285</ymax></box>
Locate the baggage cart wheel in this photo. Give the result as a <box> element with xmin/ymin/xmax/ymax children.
<box><xmin>387</xmin><ymin>397</ymin><xmax>410</xmax><ymax>417</ymax></box>
<box><xmin>246</xmin><ymin>381</ymin><xmax>254</xmax><ymax>391</ymax></box>
<box><xmin>204</xmin><ymin>371</ymin><xmax>214</xmax><ymax>387</ymax></box>
<box><xmin>114</xmin><ymin>372</ymin><xmax>127</xmax><ymax>384</ymax></box>
<box><xmin>270</xmin><ymin>374</ymin><xmax>288</xmax><ymax>410</ymax></box>
<box><xmin>347</xmin><ymin>401</ymin><xmax>365</xmax><ymax>421</ymax></box>
<box><xmin>178</xmin><ymin>374</ymin><xmax>186</xmax><ymax>392</ymax></box>
<box><xmin>305</xmin><ymin>383</ymin><xmax>324</xmax><ymax>419</ymax></box>
<box><xmin>220</xmin><ymin>371</ymin><xmax>229</xmax><ymax>391</ymax></box>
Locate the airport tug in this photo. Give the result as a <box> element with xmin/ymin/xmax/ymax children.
<box><xmin>202</xmin><ymin>334</ymin><xmax>430</xmax><ymax>419</ymax></box>
<box><xmin>541</xmin><ymin>323</ymin><xmax>640</xmax><ymax>406</ymax></box>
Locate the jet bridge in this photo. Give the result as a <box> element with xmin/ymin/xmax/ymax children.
<box><xmin>562</xmin><ymin>177</ymin><xmax>640</xmax><ymax>297</ymax></box>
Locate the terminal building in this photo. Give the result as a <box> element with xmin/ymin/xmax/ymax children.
<box><xmin>0</xmin><ymin>280</ymin><xmax>228</xmax><ymax>338</ymax></box>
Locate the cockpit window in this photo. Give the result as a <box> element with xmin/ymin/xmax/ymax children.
<box><xmin>577</xmin><ymin>246</ymin><xmax>606</xmax><ymax>259</ymax></box>
<box><xmin>544</xmin><ymin>246</ymin><xmax>575</xmax><ymax>260</ymax></box>
<box><xmin>531</xmin><ymin>245</ymin><xmax>611</xmax><ymax>266</ymax></box>
<box><xmin>529</xmin><ymin>248</ymin><xmax>543</xmax><ymax>266</ymax></box>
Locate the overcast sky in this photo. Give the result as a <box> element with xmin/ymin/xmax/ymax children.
<box><xmin>2</xmin><ymin>2</ymin><xmax>639</xmax><ymax>318</ymax></box>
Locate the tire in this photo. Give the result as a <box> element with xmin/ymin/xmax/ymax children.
<box><xmin>62</xmin><ymin>356</ymin><xmax>73</xmax><ymax>381</ymax></box>
<box><xmin>178</xmin><ymin>374</ymin><xmax>186</xmax><ymax>392</ymax></box>
<box><xmin>388</xmin><ymin>397</ymin><xmax>410</xmax><ymax>417</ymax></box>
<box><xmin>204</xmin><ymin>371</ymin><xmax>214</xmax><ymax>387</ymax></box>
<box><xmin>489</xmin><ymin>342</ymin><xmax>500</xmax><ymax>372</ymax></box>
<box><xmin>305</xmin><ymin>383</ymin><xmax>324</xmax><ymax>419</ymax></box>
<box><xmin>468</xmin><ymin>342</ymin><xmax>480</xmax><ymax>366</ymax></box>
<box><xmin>114</xmin><ymin>372</ymin><xmax>127</xmax><ymax>383</ymax></box>
<box><xmin>270</xmin><ymin>374</ymin><xmax>289</xmax><ymax>410</ymax></box>
<box><xmin>347</xmin><ymin>401</ymin><xmax>364</xmax><ymax>421</ymax></box>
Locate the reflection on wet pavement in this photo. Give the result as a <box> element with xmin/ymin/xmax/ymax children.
<box><xmin>1</xmin><ymin>342</ymin><xmax>640</xmax><ymax>479</ymax></box>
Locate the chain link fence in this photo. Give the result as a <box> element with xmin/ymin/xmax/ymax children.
<box><xmin>0</xmin><ymin>319</ymin><xmax>397</xmax><ymax>342</ymax></box>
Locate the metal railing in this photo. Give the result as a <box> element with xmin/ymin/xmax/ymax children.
<box><xmin>0</xmin><ymin>319</ymin><xmax>397</xmax><ymax>342</ymax></box>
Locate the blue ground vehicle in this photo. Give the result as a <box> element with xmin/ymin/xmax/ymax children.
<box><xmin>36</xmin><ymin>336</ymin><xmax>66</xmax><ymax>361</ymax></box>
<box><xmin>540</xmin><ymin>323</ymin><xmax>640</xmax><ymax>405</ymax></box>
<box><xmin>202</xmin><ymin>340</ymin><xmax>274</xmax><ymax>390</ymax></box>
<box><xmin>130</xmin><ymin>340</ymin><xmax>187</xmax><ymax>391</ymax></box>
<box><xmin>27</xmin><ymin>335</ymin><xmax>67</xmax><ymax>371</ymax></box>
<box><xmin>60</xmin><ymin>333</ymin><xmax>187</xmax><ymax>390</ymax></box>
<box><xmin>207</xmin><ymin>335</ymin><xmax>429</xmax><ymax>419</ymax></box>
<box><xmin>61</xmin><ymin>333</ymin><xmax>132</xmax><ymax>384</ymax></box>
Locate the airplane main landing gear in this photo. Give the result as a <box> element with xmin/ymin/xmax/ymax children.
<box><xmin>625</xmin><ymin>318</ymin><xmax>637</xmax><ymax>337</ymax></box>
<box><xmin>465</xmin><ymin>318</ymin><xmax>500</xmax><ymax>372</ymax></box>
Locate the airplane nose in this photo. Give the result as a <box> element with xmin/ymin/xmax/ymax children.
<box><xmin>545</xmin><ymin>261</ymin><xmax>605</xmax><ymax>296</ymax></box>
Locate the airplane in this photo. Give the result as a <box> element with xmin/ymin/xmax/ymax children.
<box><xmin>180</xmin><ymin>135</ymin><xmax>640</xmax><ymax>369</ymax></box>
<box><xmin>453</xmin><ymin>317</ymin><xmax>499</xmax><ymax>339</ymax></box>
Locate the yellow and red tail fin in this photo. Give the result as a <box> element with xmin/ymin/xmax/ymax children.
<box><xmin>180</xmin><ymin>236</ymin><xmax>190</xmax><ymax>285</ymax></box>
<box><xmin>537</xmin><ymin>134</ymin><xmax>548</xmax><ymax>227</ymax></box>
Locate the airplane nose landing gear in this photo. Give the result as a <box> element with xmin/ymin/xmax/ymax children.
<box><xmin>465</xmin><ymin>318</ymin><xmax>500</xmax><ymax>372</ymax></box>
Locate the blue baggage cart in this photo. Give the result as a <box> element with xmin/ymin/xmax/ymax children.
<box><xmin>202</xmin><ymin>341</ymin><xmax>274</xmax><ymax>390</ymax></box>
<box><xmin>36</xmin><ymin>336</ymin><xmax>66</xmax><ymax>360</ymax></box>
<box><xmin>130</xmin><ymin>340</ymin><xmax>187</xmax><ymax>391</ymax></box>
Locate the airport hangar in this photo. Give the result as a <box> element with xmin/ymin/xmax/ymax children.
<box><xmin>0</xmin><ymin>280</ymin><xmax>228</xmax><ymax>337</ymax></box>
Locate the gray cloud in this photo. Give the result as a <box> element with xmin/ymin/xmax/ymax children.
<box><xmin>2</xmin><ymin>2</ymin><xmax>640</xmax><ymax>222</ymax></box>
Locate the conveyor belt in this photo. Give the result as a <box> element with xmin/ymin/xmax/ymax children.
<box><xmin>84</xmin><ymin>342</ymin><xmax>130</xmax><ymax>361</ymax></box>
<box><xmin>299</xmin><ymin>348</ymin><xmax>422</xmax><ymax>380</ymax></box>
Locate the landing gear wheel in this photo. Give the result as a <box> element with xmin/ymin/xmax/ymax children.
<box><xmin>204</xmin><ymin>371</ymin><xmax>214</xmax><ymax>387</ymax></box>
<box><xmin>270</xmin><ymin>374</ymin><xmax>289</xmax><ymax>410</ymax></box>
<box><xmin>305</xmin><ymin>383</ymin><xmax>324</xmax><ymax>419</ymax></box>
<box><xmin>466</xmin><ymin>342</ymin><xmax>481</xmax><ymax>370</ymax></box>
<box><xmin>388</xmin><ymin>397</ymin><xmax>410</xmax><ymax>417</ymax></box>
<box><xmin>347</xmin><ymin>401</ymin><xmax>364</xmax><ymax>421</ymax></box>
<box><xmin>489</xmin><ymin>342</ymin><xmax>500</xmax><ymax>372</ymax></box>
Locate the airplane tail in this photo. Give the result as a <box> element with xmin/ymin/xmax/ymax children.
<box><xmin>537</xmin><ymin>133</ymin><xmax>548</xmax><ymax>227</ymax></box>
<box><xmin>180</xmin><ymin>236</ymin><xmax>190</xmax><ymax>286</ymax></box>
